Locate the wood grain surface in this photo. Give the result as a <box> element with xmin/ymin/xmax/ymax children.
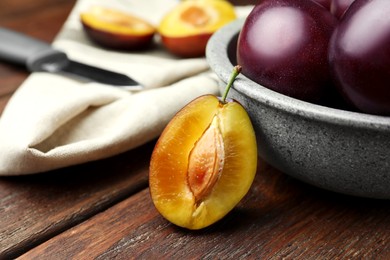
<box><xmin>1</xmin><ymin>0</ymin><xmax>389</xmax><ymax>259</ymax></box>
<box><xmin>19</xmin><ymin>161</ymin><xmax>390</xmax><ymax>259</ymax></box>
<box><xmin>0</xmin><ymin>141</ymin><xmax>152</xmax><ymax>259</ymax></box>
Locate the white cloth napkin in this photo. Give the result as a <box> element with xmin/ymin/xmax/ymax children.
<box><xmin>0</xmin><ymin>0</ymin><xmax>253</xmax><ymax>175</ymax></box>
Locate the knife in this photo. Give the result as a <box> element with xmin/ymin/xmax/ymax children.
<box><xmin>0</xmin><ymin>27</ymin><xmax>142</xmax><ymax>89</ymax></box>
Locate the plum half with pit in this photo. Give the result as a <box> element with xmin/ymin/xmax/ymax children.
<box><xmin>158</xmin><ymin>0</ymin><xmax>236</xmax><ymax>58</ymax></box>
<box><xmin>149</xmin><ymin>66</ymin><xmax>257</xmax><ymax>230</ymax></box>
<box><xmin>329</xmin><ymin>0</ymin><xmax>390</xmax><ymax>115</ymax></box>
<box><xmin>237</xmin><ymin>0</ymin><xmax>338</xmax><ymax>103</ymax></box>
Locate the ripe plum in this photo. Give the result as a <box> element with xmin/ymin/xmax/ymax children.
<box><xmin>237</xmin><ymin>0</ymin><xmax>338</xmax><ymax>103</ymax></box>
<box><xmin>329</xmin><ymin>0</ymin><xmax>390</xmax><ymax>115</ymax></box>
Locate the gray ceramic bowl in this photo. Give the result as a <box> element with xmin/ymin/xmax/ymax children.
<box><xmin>206</xmin><ymin>19</ymin><xmax>390</xmax><ymax>199</ymax></box>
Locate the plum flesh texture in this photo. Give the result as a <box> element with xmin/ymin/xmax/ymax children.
<box><xmin>158</xmin><ymin>0</ymin><xmax>236</xmax><ymax>57</ymax></box>
<box><xmin>149</xmin><ymin>95</ymin><xmax>257</xmax><ymax>230</ymax></box>
<box><xmin>80</xmin><ymin>6</ymin><xmax>155</xmax><ymax>50</ymax></box>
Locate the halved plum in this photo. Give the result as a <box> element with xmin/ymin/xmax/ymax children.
<box><xmin>158</xmin><ymin>0</ymin><xmax>237</xmax><ymax>57</ymax></box>
<box><xmin>149</xmin><ymin>66</ymin><xmax>257</xmax><ymax>229</ymax></box>
<box><xmin>80</xmin><ymin>6</ymin><xmax>156</xmax><ymax>50</ymax></box>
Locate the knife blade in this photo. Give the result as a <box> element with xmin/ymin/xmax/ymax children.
<box><xmin>0</xmin><ymin>27</ymin><xmax>142</xmax><ymax>89</ymax></box>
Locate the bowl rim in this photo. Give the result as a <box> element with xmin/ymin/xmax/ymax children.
<box><xmin>206</xmin><ymin>18</ymin><xmax>390</xmax><ymax>131</ymax></box>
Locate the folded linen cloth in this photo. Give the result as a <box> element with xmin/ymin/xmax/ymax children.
<box><xmin>0</xmin><ymin>0</ymin><xmax>253</xmax><ymax>175</ymax></box>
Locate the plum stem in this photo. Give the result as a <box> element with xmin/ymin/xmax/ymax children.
<box><xmin>221</xmin><ymin>65</ymin><xmax>242</xmax><ymax>103</ymax></box>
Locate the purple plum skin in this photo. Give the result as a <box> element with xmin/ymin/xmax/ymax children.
<box><xmin>330</xmin><ymin>0</ymin><xmax>356</xmax><ymax>19</ymax></box>
<box><xmin>313</xmin><ymin>0</ymin><xmax>332</xmax><ymax>10</ymax></box>
<box><xmin>237</xmin><ymin>0</ymin><xmax>338</xmax><ymax>103</ymax></box>
<box><xmin>329</xmin><ymin>0</ymin><xmax>390</xmax><ymax>115</ymax></box>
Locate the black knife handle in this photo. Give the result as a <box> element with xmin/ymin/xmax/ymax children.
<box><xmin>0</xmin><ymin>27</ymin><xmax>64</xmax><ymax>71</ymax></box>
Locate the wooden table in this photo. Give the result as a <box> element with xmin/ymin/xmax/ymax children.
<box><xmin>1</xmin><ymin>1</ymin><xmax>389</xmax><ymax>259</ymax></box>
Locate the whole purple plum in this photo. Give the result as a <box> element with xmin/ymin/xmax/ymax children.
<box><xmin>237</xmin><ymin>0</ymin><xmax>338</xmax><ymax>103</ymax></box>
<box><xmin>329</xmin><ymin>0</ymin><xmax>390</xmax><ymax>115</ymax></box>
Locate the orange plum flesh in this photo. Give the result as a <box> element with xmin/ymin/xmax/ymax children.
<box><xmin>149</xmin><ymin>66</ymin><xmax>257</xmax><ymax>230</ymax></box>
